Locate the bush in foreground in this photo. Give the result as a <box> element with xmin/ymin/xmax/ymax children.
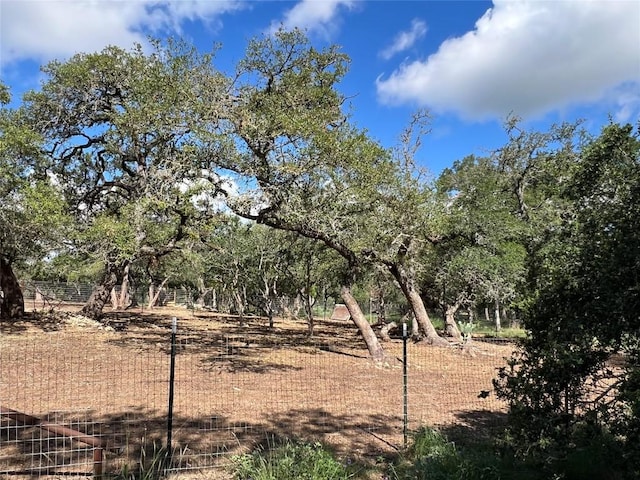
<box><xmin>388</xmin><ymin>427</ymin><xmax>505</xmax><ymax>480</ymax></box>
<box><xmin>231</xmin><ymin>438</ymin><xmax>355</xmax><ymax>480</ymax></box>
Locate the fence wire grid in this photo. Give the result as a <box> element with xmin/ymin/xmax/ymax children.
<box><xmin>0</xmin><ymin>309</ymin><xmax>514</xmax><ymax>478</ymax></box>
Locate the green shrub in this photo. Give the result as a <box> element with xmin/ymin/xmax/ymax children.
<box><xmin>231</xmin><ymin>437</ymin><xmax>353</xmax><ymax>480</ymax></box>
<box><xmin>390</xmin><ymin>427</ymin><xmax>485</xmax><ymax>480</ymax></box>
<box><xmin>389</xmin><ymin>427</ymin><xmax>541</xmax><ymax>480</ymax></box>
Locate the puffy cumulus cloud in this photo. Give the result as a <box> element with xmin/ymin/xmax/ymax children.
<box><xmin>379</xmin><ymin>18</ymin><xmax>427</xmax><ymax>60</ymax></box>
<box><xmin>0</xmin><ymin>0</ymin><xmax>244</xmax><ymax>67</ymax></box>
<box><xmin>268</xmin><ymin>0</ymin><xmax>358</xmax><ymax>38</ymax></box>
<box><xmin>376</xmin><ymin>0</ymin><xmax>640</xmax><ymax>120</ymax></box>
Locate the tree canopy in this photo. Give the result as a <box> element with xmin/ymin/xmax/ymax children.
<box><xmin>495</xmin><ymin>122</ymin><xmax>640</xmax><ymax>477</ymax></box>
<box><xmin>1</xmin><ymin>30</ymin><xmax>639</xmax><ymax>475</ymax></box>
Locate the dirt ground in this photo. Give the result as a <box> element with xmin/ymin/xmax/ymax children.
<box><xmin>0</xmin><ymin>306</ymin><xmax>514</xmax><ymax>478</ymax></box>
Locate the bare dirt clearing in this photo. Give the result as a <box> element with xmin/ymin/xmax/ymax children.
<box><xmin>0</xmin><ymin>306</ymin><xmax>513</xmax><ymax>477</ymax></box>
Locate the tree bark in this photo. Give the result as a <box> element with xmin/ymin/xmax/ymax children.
<box><xmin>411</xmin><ymin>314</ymin><xmax>420</xmax><ymax>338</ymax></box>
<box><xmin>148</xmin><ymin>283</ymin><xmax>155</xmax><ymax>307</ymax></box>
<box><xmin>494</xmin><ymin>299</ymin><xmax>502</xmax><ymax>332</ymax></box>
<box><xmin>110</xmin><ymin>287</ymin><xmax>118</xmax><ymax>310</ymax></box>
<box><xmin>0</xmin><ymin>256</ymin><xmax>24</xmax><ymax>319</ymax></box>
<box><xmin>117</xmin><ymin>264</ymin><xmax>131</xmax><ymax>309</ymax></box>
<box><xmin>81</xmin><ymin>260</ymin><xmax>127</xmax><ymax>319</ymax></box>
<box><xmin>341</xmin><ymin>284</ymin><xmax>385</xmax><ymax>362</ymax></box>
<box><xmin>301</xmin><ymin>291</ymin><xmax>315</xmax><ymax>336</ymax></box>
<box><xmin>377</xmin><ymin>294</ymin><xmax>386</xmax><ymax>324</ymax></box>
<box><xmin>380</xmin><ymin>321</ymin><xmax>398</xmax><ymax>342</ymax></box>
<box><xmin>444</xmin><ymin>303</ymin><xmax>463</xmax><ymax>342</ymax></box>
<box><xmin>148</xmin><ymin>277</ymin><xmax>169</xmax><ymax>309</ymax></box>
<box><xmin>388</xmin><ymin>263</ymin><xmax>449</xmax><ymax>346</ymax></box>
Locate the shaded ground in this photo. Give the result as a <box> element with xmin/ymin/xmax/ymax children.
<box><xmin>0</xmin><ymin>306</ymin><xmax>514</xmax><ymax>478</ymax></box>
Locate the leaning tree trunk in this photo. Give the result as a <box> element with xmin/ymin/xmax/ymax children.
<box><xmin>389</xmin><ymin>264</ymin><xmax>449</xmax><ymax>346</ymax></box>
<box><xmin>341</xmin><ymin>284</ymin><xmax>385</xmax><ymax>362</ymax></box>
<box><xmin>81</xmin><ymin>260</ymin><xmax>127</xmax><ymax>319</ymax></box>
<box><xmin>0</xmin><ymin>255</ymin><xmax>24</xmax><ymax>319</ymax></box>
<box><xmin>406</xmin><ymin>286</ymin><xmax>449</xmax><ymax>346</ymax></box>
<box><xmin>148</xmin><ymin>276</ymin><xmax>169</xmax><ymax>309</ymax></box>
<box><xmin>380</xmin><ymin>321</ymin><xmax>398</xmax><ymax>342</ymax></box>
<box><xmin>444</xmin><ymin>302</ymin><xmax>463</xmax><ymax>342</ymax></box>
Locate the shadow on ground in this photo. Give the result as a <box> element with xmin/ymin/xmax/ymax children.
<box><xmin>438</xmin><ymin>409</ymin><xmax>508</xmax><ymax>447</ymax></box>
<box><xmin>1</xmin><ymin>405</ymin><xmax>410</xmax><ymax>477</ymax></box>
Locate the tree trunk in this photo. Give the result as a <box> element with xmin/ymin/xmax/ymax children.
<box><xmin>494</xmin><ymin>299</ymin><xmax>502</xmax><ymax>332</ymax></box>
<box><xmin>0</xmin><ymin>256</ymin><xmax>24</xmax><ymax>319</ymax></box>
<box><xmin>148</xmin><ymin>277</ymin><xmax>169</xmax><ymax>309</ymax></box>
<box><xmin>110</xmin><ymin>287</ymin><xmax>118</xmax><ymax>310</ymax></box>
<box><xmin>341</xmin><ymin>284</ymin><xmax>385</xmax><ymax>362</ymax></box>
<box><xmin>389</xmin><ymin>263</ymin><xmax>448</xmax><ymax>346</ymax></box>
<box><xmin>117</xmin><ymin>264</ymin><xmax>131</xmax><ymax>309</ymax></box>
<box><xmin>377</xmin><ymin>295</ymin><xmax>387</xmax><ymax>323</ymax></box>
<box><xmin>301</xmin><ymin>292</ymin><xmax>315</xmax><ymax>336</ymax></box>
<box><xmin>291</xmin><ymin>295</ymin><xmax>302</xmax><ymax>318</ymax></box>
<box><xmin>380</xmin><ymin>321</ymin><xmax>398</xmax><ymax>342</ymax></box>
<box><xmin>81</xmin><ymin>260</ymin><xmax>127</xmax><ymax>319</ymax></box>
<box><xmin>411</xmin><ymin>314</ymin><xmax>420</xmax><ymax>338</ymax></box>
<box><xmin>407</xmin><ymin>286</ymin><xmax>448</xmax><ymax>346</ymax></box>
<box><xmin>195</xmin><ymin>277</ymin><xmax>212</xmax><ymax>309</ymax></box>
<box><xmin>233</xmin><ymin>290</ymin><xmax>245</xmax><ymax>325</ymax></box>
<box><xmin>444</xmin><ymin>303</ymin><xmax>463</xmax><ymax>342</ymax></box>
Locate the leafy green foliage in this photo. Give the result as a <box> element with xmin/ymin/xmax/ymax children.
<box><xmin>495</xmin><ymin>123</ymin><xmax>640</xmax><ymax>479</ymax></box>
<box><xmin>15</xmin><ymin>40</ymin><xmax>232</xmax><ymax>315</ymax></box>
<box><xmin>389</xmin><ymin>427</ymin><xmax>505</xmax><ymax>480</ymax></box>
<box><xmin>231</xmin><ymin>438</ymin><xmax>354</xmax><ymax>480</ymax></box>
<box><xmin>0</xmin><ymin>82</ymin><xmax>72</xmax><ymax>286</ymax></box>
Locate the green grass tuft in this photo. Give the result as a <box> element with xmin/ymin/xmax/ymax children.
<box><xmin>231</xmin><ymin>437</ymin><xmax>355</xmax><ymax>480</ymax></box>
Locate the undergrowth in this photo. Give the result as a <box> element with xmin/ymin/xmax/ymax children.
<box><xmin>230</xmin><ymin>437</ymin><xmax>356</xmax><ymax>480</ymax></box>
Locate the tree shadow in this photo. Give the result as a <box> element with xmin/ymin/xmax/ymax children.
<box><xmin>0</xmin><ymin>407</ymin><xmax>237</xmax><ymax>477</ymax></box>
<box><xmin>101</xmin><ymin>313</ymin><xmax>374</xmax><ymax>374</ymax></box>
<box><xmin>437</xmin><ymin>409</ymin><xmax>509</xmax><ymax>447</ymax></box>
<box><xmin>1</xmin><ymin>405</ymin><xmax>407</xmax><ymax>477</ymax></box>
<box><xmin>258</xmin><ymin>408</ymin><xmax>403</xmax><ymax>457</ymax></box>
<box><xmin>0</xmin><ymin>312</ymin><xmax>65</xmax><ymax>334</ymax></box>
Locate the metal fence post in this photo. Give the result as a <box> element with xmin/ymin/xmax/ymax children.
<box><xmin>403</xmin><ymin>321</ymin><xmax>408</xmax><ymax>449</ymax></box>
<box><xmin>166</xmin><ymin>317</ymin><xmax>177</xmax><ymax>471</ymax></box>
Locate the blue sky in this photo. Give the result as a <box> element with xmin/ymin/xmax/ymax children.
<box><xmin>1</xmin><ymin>0</ymin><xmax>639</xmax><ymax>175</ymax></box>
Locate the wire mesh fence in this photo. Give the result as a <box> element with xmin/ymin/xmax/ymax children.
<box><xmin>0</xmin><ymin>308</ymin><xmax>514</xmax><ymax>478</ymax></box>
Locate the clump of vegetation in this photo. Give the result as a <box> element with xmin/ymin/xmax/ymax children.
<box><xmin>231</xmin><ymin>437</ymin><xmax>355</xmax><ymax>480</ymax></box>
<box><xmin>458</xmin><ymin>320</ymin><xmax>475</xmax><ymax>343</ymax></box>
<box><xmin>388</xmin><ymin>427</ymin><xmax>504</xmax><ymax>480</ymax></box>
<box><xmin>494</xmin><ymin>123</ymin><xmax>640</xmax><ymax>480</ymax></box>
<box><xmin>116</xmin><ymin>441</ymin><xmax>168</xmax><ymax>480</ymax></box>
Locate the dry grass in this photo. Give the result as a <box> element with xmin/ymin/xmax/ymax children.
<box><xmin>0</xmin><ymin>306</ymin><xmax>513</xmax><ymax>477</ymax></box>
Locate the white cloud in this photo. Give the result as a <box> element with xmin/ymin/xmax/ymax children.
<box><xmin>0</xmin><ymin>0</ymin><xmax>244</xmax><ymax>67</ymax></box>
<box><xmin>611</xmin><ymin>82</ymin><xmax>640</xmax><ymax>123</ymax></box>
<box><xmin>376</xmin><ymin>0</ymin><xmax>640</xmax><ymax>121</ymax></box>
<box><xmin>268</xmin><ymin>0</ymin><xmax>357</xmax><ymax>38</ymax></box>
<box><xmin>379</xmin><ymin>18</ymin><xmax>427</xmax><ymax>60</ymax></box>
